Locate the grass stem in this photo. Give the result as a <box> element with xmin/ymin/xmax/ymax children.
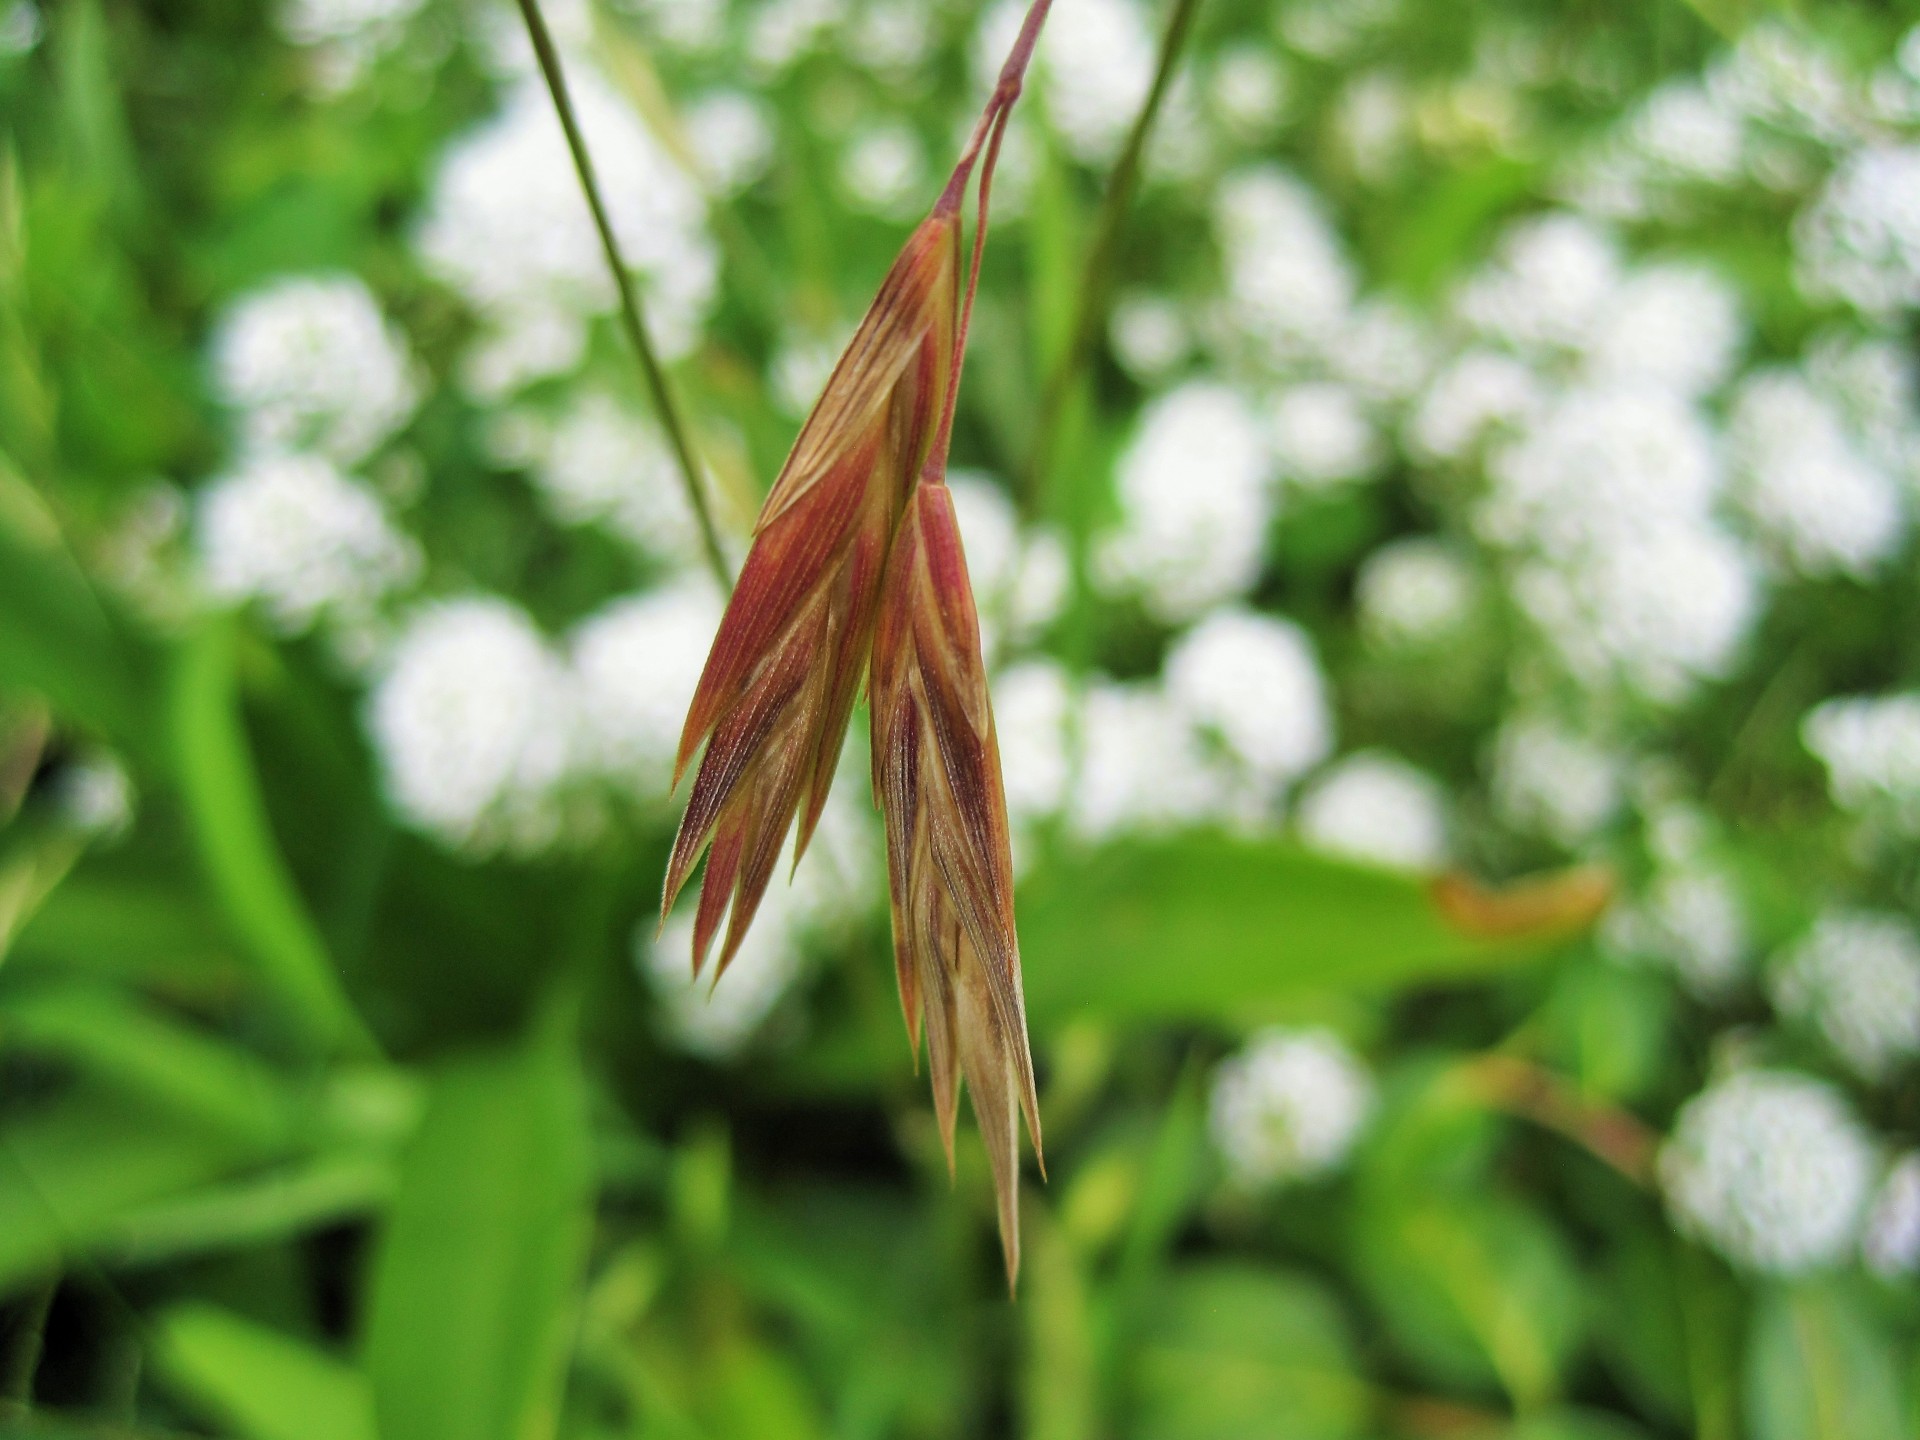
<box><xmin>513</xmin><ymin>0</ymin><xmax>732</xmax><ymax>586</ymax></box>
<box><xmin>1021</xmin><ymin>0</ymin><xmax>1205</xmax><ymax>516</ymax></box>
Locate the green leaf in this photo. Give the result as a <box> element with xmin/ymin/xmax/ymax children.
<box><xmin>1</xmin><ymin>983</ymin><xmax>296</xmax><ymax>1145</ymax></box>
<box><xmin>0</xmin><ymin>1086</ymin><xmax>256</xmax><ymax>1293</ymax></box>
<box><xmin>1131</xmin><ymin>1262</ymin><xmax>1371</xmax><ymax>1440</ymax></box>
<box><xmin>1352</xmin><ymin>1190</ymin><xmax>1583</xmax><ymax>1409</ymax></box>
<box><xmin>0</xmin><ymin>466</ymin><xmax>153</xmax><ymax>750</ymax></box>
<box><xmin>154</xmin><ymin>1303</ymin><xmax>375</xmax><ymax>1440</ymax></box>
<box><xmin>1019</xmin><ymin>837</ymin><xmax>1588</xmax><ymax>1026</ymax></box>
<box><xmin>170</xmin><ymin>618</ymin><xmax>374</xmax><ymax>1059</ymax></box>
<box><xmin>1746</xmin><ymin>1281</ymin><xmax>1905</xmax><ymax>1440</ymax></box>
<box><xmin>363</xmin><ymin>1022</ymin><xmax>594</xmax><ymax>1440</ymax></box>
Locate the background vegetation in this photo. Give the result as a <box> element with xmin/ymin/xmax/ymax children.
<box><xmin>3</xmin><ymin>0</ymin><xmax>1920</xmax><ymax>1436</ymax></box>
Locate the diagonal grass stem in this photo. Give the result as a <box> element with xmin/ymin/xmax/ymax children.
<box><xmin>514</xmin><ymin>0</ymin><xmax>731</xmax><ymax>586</ymax></box>
<box><xmin>1022</xmin><ymin>0</ymin><xmax>1205</xmax><ymax>516</ymax></box>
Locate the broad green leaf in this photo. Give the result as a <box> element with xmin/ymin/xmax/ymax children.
<box><xmin>1131</xmin><ymin>1263</ymin><xmax>1371</xmax><ymax>1440</ymax></box>
<box><xmin>170</xmin><ymin>618</ymin><xmax>373</xmax><ymax>1059</ymax></box>
<box><xmin>11</xmin><ymin>871</ymin><xmax>237</xmax><ymax>989</ymax></box>
<box><xmin>0</xmin><ymin>1086</ymin><xmax>256</xmax><ymax>1293</ymax></box>
<box><xmin>0</xmin><ymin>466</ymin><xmax>152</xmax><ymax>750</ymax></box>
<box><xmin>155</xmin><ymin>1303</ymin><xmax>375</xmax><ymax>1440</ymax></box>
<box><xmin>0</xmin><ymin>984</ymin><xmax>296</xmax><ymax>1145</ymax></box>
<box><xmin>1352</xmin><ymin>1190</ymin><xmax>1583</xmax><ymax>1409</ymax></box>
<box><xmin>1746</xmin><ymin>1281</ymin><xmax>1905</xmax><ymax>1440</ymax></box>
<box><xmin>1019</xmin><ymin>837</ymin><xmax>1601</xmax><ymax>1025</ymax></box>
<box><xmin>107</xmin><ymin>1150</ymin><xmax>397</xmax><ymax>1265</ymax></box>
<box><xmin>1506</xmin><ymin>1409</ymin><xmax>1652</xmax><ymax>1440</ymax></box>
<box><xmin>363</xmin><ymin>1024</ymin><xmax>593</xmax><ymax>1440</ymax></box>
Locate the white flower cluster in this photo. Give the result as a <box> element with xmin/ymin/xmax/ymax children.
<box><xmin>211</xmin><ymin>274</ymin><xmax>420</xmax><ymax>466</ymax></box>
<box><xmin>985</xmin><ymin>610</ymin><xmax>1339</xmax><ymax>848</ymax></box>
<box><xmin>196</xmin><ymin>451</ymin><xmax>419</xmax><ymax>641</ymax></box>
<box><xmin>1447</xmin><ymin>216</ymin><xmax>1757</xmax><ymax>703</ymax></box>
<box><xmin>1771</xmin><ymin>910</ymin><xmax>1920</xmax><ymax>1080</ymax></box>
<box><xmin>1603</xmin><ymin>862</ymin><xmax>1749</xmax><ymax>997</ymax></box>
<box><xmin>1295</xmin><ymin>751</ymin><xmax>1449</xmax><ymax>871</ymax></box>
<box><xmin>496</xmin><ymin>391</ymin><xmax>708</xmax><ymax>570</ymax></box>
<box><xmin>1209</xmin><ymin>1027</ymin><xmax>1375</xmax><ymax>1187</ymax></box>
<box><xmin>1660</xmin><ymin>1069</ymin><xmax>1877</xmax><ymax>1273</ymax></box>
<box><xmin>977</xmin><ymin>0</ymin><xmax>1155</xmax><ymax>167</ymax></box>
<box><xmin>1863</xmin><ymin>1152</ymin><xmax>1920</xmax><ymax>1277</ymax></box>
<box><xmin>367</xmin><ymin>579</ymin><xmax>730</xmax><ymax>852</ymax></box>
<box><xmin>1489</xmin><ymin>714</ymin><xmax>1626</xmax><ymax>849</ymax></box>
<box><xmin>276</xmin><ymin>0</ymin><xmax>427</xmax><ymax>90</ymax></box>
<box><xmin>1803</xmin><ymin>692</ymin><xmax>1920</xmax><ymax>829</ymax></box>
<box><xmin>1797</xmin><ymin>144</ymin><xmax>1920</xmax><ymax>315</ymax></box>
<box><xmin>367</xmin><ymin>598</ymin><xmax>582</xmax><ymax>854</ymax></box>
<box><xmin>946</xmin><ymin>473</ymin><xmax>1069</xmax><ymax>660</ymax></box>
<box><xmin>645</xmin><ymin>776</ymin><xmax>879</xmax><ymax>1057</ymax></box>
<box><xmin>416</xmin><ymin>68</ymin><xmax>714</xmax><ymax>396</ymax></box>
<box><xmin>1725</xmin><ymin>368</ymin><xmax>1908</xmax><ymax>578</ymax></box>
<box><xmin>1566</xmin><ymin>24</ymin><xmax>1864</xmax><ymax>220</ymax></box>
<box><xmin>1097</xmin><ymin>383</ymin><xmax>1273</xmax><ymax>622</ymax></box>
<box><xmin>1355</xmin><ymin>538</ymin><xmax>1476</xmax><ymax>649</ymax></box>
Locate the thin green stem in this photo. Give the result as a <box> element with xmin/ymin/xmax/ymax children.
<box><xmin>1021</xmin><ymin>0</ymin><xmax>1205</xmax><ymax>516</ymax></box>
<box><xmin>1</xmin><ymin>1276</ymin><xmax>55</xmax><ymax>1409</ymax></box>
<box><xmin>513</xmin><ymin>0</ymin><xmax>731</xmax><ymax>587</ymax></box>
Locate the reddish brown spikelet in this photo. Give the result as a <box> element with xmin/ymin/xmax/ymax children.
<box><xmin>871</xmin><ymin>480</ymin><xmax>1044</xmax><ymax>1288</ymax></box>
<box><xmin>663</xmin><ymin>215</ymin><xmax>960</xmax><ymax>980</ymax></box>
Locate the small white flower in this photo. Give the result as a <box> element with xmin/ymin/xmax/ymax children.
<box><xmin>569</xmin><ymin>581</ymin><xmax>722</xmax><ymax>805</ymax></box>
<box><xmin>840</xmin><ymin>123</ymin><xmax>925</xmax><ymax>218</ymax></box>
<box><xmin>1803</xmin><ymin>693</ymin><xmax>1920</xmax><ymax>828</ymax></box>
<box><xmin>1863</xmin><ymin>1153</ymin><xmax>1920</xmax><ymax>1278</ymax></box>
<box><xmin>1069</xmin><ymin>680</ymin><xmax>1231</xmax><ymax>840</ymax></box>
<box><xmin>1296</xmin><ymin>752</ymin><xmax>1448</xmax><ymax>871</ymax></box>
<box><xmin>1660</xmin><ymin>1070</ymin><xmax>1876</xmax><ymax>1274</ymax></box>
<box><xmin>1165</xmin><ymin>609</ymin><xmax>1332</xmax><ymax>794</ymax></box>
<box><xmin>1490</xmin><ymin>716</ymin><xmax>1625</xmax><ymax>848</ymax></box>
<box><xmin>211</xmin><ymin>274</ymin><xmax>418</xmax><ymax>465</ymax></box>
<box><xmin>1796</xmin><ymin>144</ymin><xmax>1920</xmax><ymax>316</ymax></box>
<box><xmin>1214</xmin><ymin>166</ymin><xmax>1357</xmax><ymax>361</ymax></box>
<box><xmin>55</xmin><ymin>756</ymin><xmax>134</xmax><ymax>839</ymax></box>
<box><xmin>1267</xmin><ymin>381</ymin><xmax>1382</xmax><ymax>489</ymax></box>
<box><xmin>196</xmin><ymin>452</ymin><xmax>419</xmax><ymax>635</ymax></box>
<box><xmin>1406</xmin><ymin>349</ymin><xmax>1544</xmax><ymax>462</ymax></box>
<box><xmin>1583</xmin><ymin>262</ymin><xmax>1744</xmax><ymax>399</ymax></box>
<box><xmin>1726</xmin><ymin>369</ymin><xmax>1906</xmax><ymax>579</ymax></box>
<box><xmin>1355</xmin><ymin>538</ymin><xmax>1476</xmax><ymax>648</ymax></box>
<box><xmin>524</xmin><ymin>392</ymin><xmax>707</xmax><ymax>568</ymax></box>
<box><xmin>1097</xmin><ymin>383</ymin><xmax>1273</xmax><ymax>622</ymax></box>
<box><xmin>745</xmin><ymin>0</ymin><xmax>845</xmax><ymax>75</ymax></box>
<box><xmin>0</xmin><ymin>0</ymin><xmax>43</xmax><ymax>57</ymax></box>
<box><xmin>1109</xmin><ymin>293</ymin><xmax>1193</xmax><ymax>381</ymax></box>
<box><xmin>1628</xmin><ymin>80</ymin><xmax>1747</xmax><ymax>185</ymax></box>
<box><xmin>1771</xmin><ymin>910</ymin><xmax>1920</xmax><ymax>1081</ymax></box>
<box><xmin>1604</xmin><ymin>864</ymin><xmax>1748</xmax><ymax>997</ymax></box>
<box><xmin>367</xmin><ymin>598</ymin><xmax>579</xmax><ymax>853</ymax></box>
<box><xmin>851</xmin><ymin>0</ymin><xmax>933</xmax><ymax>77</ymax></box>
<box><xmin>1211</xmin><ymin>45</ymin><xmax>1289</xmax><ymax>140</ymax></box>
<box><xmin>1209</xmin><ymin>1027</ymin><xmax>1374</xmax><ymax>1187</ymax></box>
<box><xmin>1334</xmin><ymin>71</ymin><xmax>1411</xmax><ymax>183</ymax></box>
<box><xmin>628</xmin><ymin>0</ymin><xmax>727</xmax><ymax>53</ymax></box>
<box><xmin>277</xmin><ymin>0</ymin><xmax>427</xmax><ymax>89</ymax></box>
<box><xmin>979</xmin><ymin>0</ymin><xmax>1153</xmax><ymax>165</ymax></box>
<box><xmin>648</xmin><ymin>884</ymin><xmax>808</xmax><ymax>1058</ymax></box>
<box><xmin>947</xmin><ymin>473</ymin><xmax>1068</xmax><ymax>655</ymax></box>
<box><xmin>994</xmin><ymin>659</ymin><xmax>1074</xmax><ymax>832</ymax></box>
<box><xmin>1458</xmin><ymin>213</ymin><xmax>1623</xmax><ymax>358</ymax></box>
<box><xmin>770</xmin><ymin>325</ymin><xmax>854</xmax><ymax>420</ymax></box>
<box><xmin>416</xmin><ymin>69</ymin><xmax>713</xmax><ymax>394</ymax></box>
<box><xmin>683</xmin><ymin>91</ymin><xmax>775</xmax><ymax>196</ymax></box>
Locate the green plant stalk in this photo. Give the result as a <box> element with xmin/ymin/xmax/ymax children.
<box><xmin>513</xmin><ymin>0</ymin><xmax>731</xmax><ymax>586</ymax></box>
<box><xmin>170</xmin><ymin>620</ymin><xmax>377</xmax><ymax>1061</ymax></box>
<box><xmin>1022</xmin><ymin>0</ymin><xmax>1205</xmax><ymax>516</ymax></box>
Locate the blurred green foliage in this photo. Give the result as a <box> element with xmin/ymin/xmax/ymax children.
<box><xmin>2</xmin><ymin>0</ymin><xmax>1920</xmax><ymax>1437</ymax></box>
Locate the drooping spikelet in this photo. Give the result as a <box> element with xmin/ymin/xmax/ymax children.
<box><xmin>870</xmin><ymin>478</ymin><xmax>1043</xmax><ymax>1285</ymax></box>
<box><xmin>666</xmin><ymin>0</ymin><xmax>1053</xmax><ymax>1287</ymax></box>
<box><xmin>662</xmin><ymin>216</ymin><xmax>958</xmax><ymax>976</ymax></box>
